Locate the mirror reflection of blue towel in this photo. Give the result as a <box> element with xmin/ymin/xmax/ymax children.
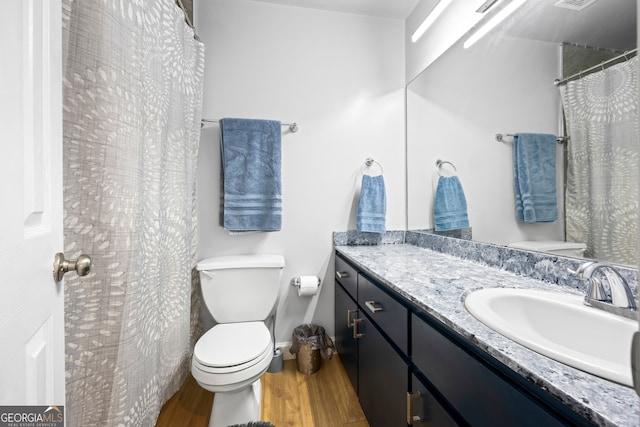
<box><xmin>220</xmin><ymin>118</ymin><xmax>282</xmax><ymax>232</ymax></box>
<box><xmin>357</xmin><ymin>175</ymin><xmax>386</xmax><ymax>234</ymax></box>
<box><xmin>434</xmin><ymin>176</ymin><xmax>469</xmax><ymax>231</ymax></box>
<box><xmin>513</xmin><ymin>133</ymin><xmax>557</xmax><ymax>223</ymax></box>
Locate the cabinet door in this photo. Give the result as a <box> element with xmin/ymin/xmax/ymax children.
<box><xmin>412</xmin><ymin>314</ymin><xmax>572</xmax><ymax>427</ymax></box>
<box><xmin>358</xmin><ymin>316</ymin><xmax>408</xmax><ymax>427</ymax></box>
<box><xmin>410</xmin><ymin>374</ymin><xmax>461</xmax><ymax>427</ymax></box>
<box><xmin>335</xmin><ymin>282</ymin><xmax>358</xmax><ymax>393</ymax></box>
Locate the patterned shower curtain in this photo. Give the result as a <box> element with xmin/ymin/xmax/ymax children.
<box><xmin>560</xmin><ymin>56</ymin><xmax>639</xmax><ymax>266</ymax></box>
<box><xmin>62</xmin><ymin>1</ymin><xmax>204</xmax><ymax>425</ymax></box>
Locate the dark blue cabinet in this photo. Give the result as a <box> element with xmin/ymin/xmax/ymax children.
<box><xmin>335</xmin><ymin>251</ymin><xmax>597</xmax><ymax>427</ymax></box>
<box><xmin>410</xmin><ymin>373</ymin><xmax>460</xmax><ymax>427</ymax></box>
<box><xmin>358</xmin><ymin>312</ymin><xmax>408</xmax><ymax>427</ymax></box>
<box><xmin>335</xmin><ymin>254</ymin><xmax>409</xmax><ymax>427</ymax></box>
<box><xmin>412</xmin><ymin>312</ymin><xmax>576</xmax><ymax>427</ymax></box>
<box><xmin>410</xmin><ymin>314</ymin><xmax>595</xmax><ymax>427</ymax></box>
<box><xmin>334</xmin><ymin>281</ymin><xmax>358</xmax><ymax>393</ymax></box>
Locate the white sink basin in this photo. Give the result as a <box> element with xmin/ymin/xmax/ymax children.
<box><xmin>464</xmin><ymin>287</ymin><xmax>638</xmax><ymax>386</ymax></box>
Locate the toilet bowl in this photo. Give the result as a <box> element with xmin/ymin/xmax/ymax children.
<box><xmin>191</xmin><ymin>254</ymin><xmax>285</xmax><ymax>427</ymax></box>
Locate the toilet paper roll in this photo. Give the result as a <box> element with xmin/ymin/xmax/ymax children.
<box><xmin>297</xmin><ymin>275</ymin><xmax>320</xmax><ymax>297</ymax></box>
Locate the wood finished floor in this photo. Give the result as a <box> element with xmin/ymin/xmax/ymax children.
<box><xmin>155</xmin><ymin>354</ymin><xmax>369</xmax><ymax>427</ymax></box>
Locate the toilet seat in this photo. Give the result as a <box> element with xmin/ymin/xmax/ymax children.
<box><xmin>194</xmin><ymin>322</ymin><xmax>272</xmax><ymax>370</ymax></box>
<box><xmin>191</xmin><ymin>322</ymin><xmax>274</xmax><ymax>391</ymax></box>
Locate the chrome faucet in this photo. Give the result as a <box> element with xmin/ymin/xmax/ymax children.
<box><xmin>571</xmin><ymin>261</ymin><xmax>637</xmax><ymax>318</ymax></box>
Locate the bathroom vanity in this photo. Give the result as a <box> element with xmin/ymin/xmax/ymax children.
<box><xmin>334</xmin><ymin>239</ymin><xmax>639</xmax><ymax>427</ymax></box>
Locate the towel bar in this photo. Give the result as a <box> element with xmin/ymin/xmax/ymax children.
<box><xmin>201</xmin><ymin>119</ymin><xmax>298</xmax><ymax>133</ymax></box>
<box><xmin>436</xmin><ymin>159</ymin><xmax>457</xmax><ymax>176</ymax></box>
<box><xmin>496</xmin><ymin>133</ymin><xmax>568</xmax><ymax>144</ymax></box>
<box><xmin>361</xmin><ymin>158</ymin><xmax>384</xmax><ymax>175</ymax></box>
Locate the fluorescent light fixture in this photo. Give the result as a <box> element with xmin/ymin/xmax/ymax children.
<box><xmin>411</xmin><ymin>0</ymin><xmax>454</xmax><ymax>43</ymax></box>
<box><xmin>463</xmin><ymin>0</ymin><xmax>527</xmax><ymax>49</ymax></box>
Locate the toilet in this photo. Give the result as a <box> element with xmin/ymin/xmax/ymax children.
<box><xmin>508</xmin><ymin>240</ymin><xmax>587</xmax><ymax>258</ymax></box>
<box><xmin>192</xmin><ymin>254</ymin><xmax>285</xmax><ymax>427</ymax></box>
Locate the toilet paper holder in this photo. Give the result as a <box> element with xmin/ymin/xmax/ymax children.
<box><xmin>290</xmin><ymin>276</ymin><xmax>321</xmax><ymax>288</ymax></box>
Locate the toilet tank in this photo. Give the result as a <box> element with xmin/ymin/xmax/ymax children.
<box><xmin>508</xmin><ymin>240</ymin><xmax>587</xmax><ymax>258</ymax></box>
<box><xmin>196</xmin><ymin>254</ymin><xmax>285</xmax><ymax>323</ymax></box>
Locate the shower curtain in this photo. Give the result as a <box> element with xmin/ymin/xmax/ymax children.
<box><xmin>560</xmin><ymin>56</ymin><xmax>639</xmax><ymax>266</ymax></box>
<box><xmin>62</xmin><ymin>1</ymin><xmax>204</xmax><ymax>425</ymax></box>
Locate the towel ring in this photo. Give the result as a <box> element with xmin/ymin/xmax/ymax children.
<box><xmin>361</xmin><ymin>158</ymin><xmax>383</xmax><ymax>176</ymax></box>
<box><xmin>436</xmin><ymin>159</ymin><xmax>457</xmax><ymax>176</ymax></box>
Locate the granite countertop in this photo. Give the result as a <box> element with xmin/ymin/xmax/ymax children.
<box><xmin>335</xmin><ymin>243</ymin><xmax>640</xmax><ymax>427</ymax></box>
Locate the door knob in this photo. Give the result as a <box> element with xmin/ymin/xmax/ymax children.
<box><xmin>53</xmin><ymin>252</ymin><xmax>92</xmax><ymax>282</ymax></box>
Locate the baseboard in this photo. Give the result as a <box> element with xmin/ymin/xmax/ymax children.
<box><xmin>276</xmin><ymin>342</ymin><xmax>295</xmax><ymax>360</ymax></box>
<box><xmin>275</xmin><ymin>336</ymin><xmax>335</xmax><ymax>361</ymax></box>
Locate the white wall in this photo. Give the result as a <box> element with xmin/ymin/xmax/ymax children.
<box><xmin>194</xmin><ymin>0</ymin><xmax>405</xmax><ymax>343</ymax></box>
<box><xmin>407</xmin><ymin>33</ymin><xmax>565</xmax><ymax>245</ymax></box>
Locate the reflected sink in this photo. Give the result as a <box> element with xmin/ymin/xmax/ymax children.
<box><xmin>464</xmin><ymin>287</ymin><xmax>637</xmax><ymax>386</ymax></box>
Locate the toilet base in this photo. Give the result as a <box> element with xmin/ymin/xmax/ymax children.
<box><xmin>208</xmin><ymin>379</ymin><xmax>262</xmax><ymax>427</ymax></box>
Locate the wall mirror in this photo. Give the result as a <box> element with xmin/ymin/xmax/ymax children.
<box><xmin>406</xmin><ymin>0</ymin><xmax>638</xmax><ymax>266</ymax></box>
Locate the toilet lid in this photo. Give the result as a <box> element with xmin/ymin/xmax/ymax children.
<box><xmin>509</xmin><ymin>240</ymin><xmax>586</xmax><ymax>251</ymax></box>
<box><xmin>194</xmin><ymin>322</ymin><xmax>272</xmax><ymax>368</ymax></box>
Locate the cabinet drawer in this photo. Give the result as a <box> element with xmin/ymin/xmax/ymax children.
<box><xmin>358</xmin><ymin>274</ymin><xmax>408</xmax><ymax>355</ymax></box>
<box><xmin>412</xmin><ymin>313</ymin><xmax>570</xmax><ymax>427</ymax></box>
<box><xmin>335</xmin><ymin>254</ymin><xmax>357</xmax><ymax>300</ymax></box>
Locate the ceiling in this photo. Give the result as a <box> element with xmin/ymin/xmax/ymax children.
<box><xmin>497</xmin><ymin>0</ymin><xmax>636</xmax><ymax>51</ymax></box>
<box><xmin>248</xmin><ymin>1</ymin><xmax>636</xmax><ymax>51</ymax></box>
<box><xmin>249</xmin><ymin>0</ymin><xmax>420</xmax><ymax>20</ymax></box>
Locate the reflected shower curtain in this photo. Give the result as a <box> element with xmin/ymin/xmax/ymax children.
<box><xmin>560</xmin><ymin>57</ymin><xmax>639</xmax><ymax>265</ymax></box>
<box><xmin>62</xmin><ymin>0</ymin><xmax>204</xmax><ymax>425</ymax></box>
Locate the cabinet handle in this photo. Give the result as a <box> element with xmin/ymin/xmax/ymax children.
<box><xmin>407</xmin><ymin>392</ymin><xmax>423</xmax><ymax>425</ymax></box>
<box><xmin>365</xmin><ymin>300</ymin><xmax>383</xmax><ymax>313</ymax></box>
<box><xmin>336</xmin><ymin>271</ymin><xmax>349</xmax><ymax>279</ymax></box>
<box><xmin>352</xmin><ymin>318</ymin><xmax>364</xmax><ymax>339</ymax></box>
<box><xmin>347</xmin><ymin>309</ymin><xmax>357</xmax><ymax>327</ymax></box>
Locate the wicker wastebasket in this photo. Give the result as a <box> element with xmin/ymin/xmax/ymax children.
<box><xmin>296</xmin><ymin>342</ymin><xmax>321</xmax><ymax>374</ymax></box>
<box><xmin>289</xmin><ymin>324</ymin><xmax>335</xmax><ymax>375</ymax></box>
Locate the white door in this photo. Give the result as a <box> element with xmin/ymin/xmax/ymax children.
<box><xmin>0</xmin><ymin>0</ymin><xmax>65</xmax><ymax>408</ymax></box>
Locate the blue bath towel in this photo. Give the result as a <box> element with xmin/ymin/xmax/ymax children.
<box><xmin>220</xmin><ymin>118</ymin><xmax>282</xmax><ymax>232</ymax></box>
<box><xmin>513</xmin><ymin>133</ymin><xmax>558</xmax><ymax>223</ymax></box>
<box><xmin>356</xmin><ymin>175</ymin><xmax>386</xmax><ymax>233</ymax></box>
<box><xmin>434</xmin><ymin>176</ymin><xmax>469</xmax><ymax>231</ymax></box>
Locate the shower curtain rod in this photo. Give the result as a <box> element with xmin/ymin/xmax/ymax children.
<box><xmin>175</xmin><ymin>0</ymin><xmax>199</xmax><ymax>40</ymax></box>
<box><xmin>554</xmin><ymin>48</ymin><xmax>637</xmax><ymax>87</ymax></box>
<box><xmin>201</xmin><ymin>119</ymin><xmax>299</xmax><ymax>133</ymax></box>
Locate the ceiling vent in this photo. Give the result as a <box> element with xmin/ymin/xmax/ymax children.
<box><xmin>554</xmin><ymin>0</ymin><xmax>598</xmax><ymax>11</ymax></box>
<box><xmin>475</xmin><ymin>0</ymin><xmax>499</xmax><ymax>13</ymax></box>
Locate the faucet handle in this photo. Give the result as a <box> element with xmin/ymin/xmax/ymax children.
<box><xmin>569</xmin><ymin>261</ymin><xmax>598</xmax><ymax>280</ymax></box>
